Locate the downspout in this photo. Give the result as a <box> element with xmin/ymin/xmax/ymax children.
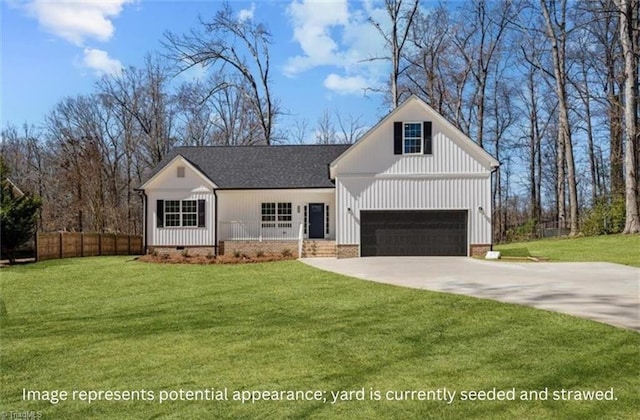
<box><xmin>135</xmin><ymin>189</ymin><xmax>147</xmax><ymax>254</ymax></box>
<box><xmin>213</xmin><ymin>189</ymin><xmax>219</xmax><ymax>256</ymax></box>
<box><xmin>490</xmin><ymin>164</ymin><xmax>500</xmax><ymax>251</ymax></box>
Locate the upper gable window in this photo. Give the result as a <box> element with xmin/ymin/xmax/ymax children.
<box><xmin>394</xmin><ymin>121</ymin><xmax>432</xmax><ymax>155</ymax></box>
<box><xmin>177</xmin><ymin>166</ymin><xmax>185</xmax><ymax>178</ymax></box>
<box><xmin>404</xmin><ymin>123</ymin><xmax>422</xmax><ymax>154</ymax></box>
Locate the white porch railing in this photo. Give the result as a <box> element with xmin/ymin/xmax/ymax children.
<box><xmin>219</xmin><ymin>221</ymin><xmax>303</xmax><ymax>241</ymax></box>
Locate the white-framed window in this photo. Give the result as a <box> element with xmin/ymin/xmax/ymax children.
<box><xmin>165</xmin><ymin>200</ymin><xmax>181</xmax><ymax>227</ymax></box>
<box><xmin>164</xmin><ymin>199</ymin><xmax>197</xmax><ymax>227</ymax></box>
<box><xmin>303</xmin><ymin>205</ymin><xmax>308</xmax><ymax>234</ymax></box>
<box><xmin>404</xmin><ymin>122</ymin><xmax>422</xmax><ymax>154</ymax></box>
<box><xmin>262</xmin><ymin>202</ymin><xmax>292</xmax><ymax>228</ymax></box>
<box><xmin>177</xmin><ymin>166</ymin><xmax>185</xmax><ymax>178</ymax></box>
<box><xmin>181</xmin><ymin>200</ymin><xmax>198</xmax><ymax>227</ymax></box>
<box><xmin>261</xmin><ymin>202</ymin><xmax>276</xmax><ymax>228</ymax></box>
<box><xmin>278</xmin><ymin>202</ymin><xmax>292</xmax><ymax>228</ymax></box>
<box><xmin>325</xmin><ymin>205</ymin><xmax>330</xmax><ymax>234</ymax></box>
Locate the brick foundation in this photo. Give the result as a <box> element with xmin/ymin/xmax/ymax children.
<box><xmin>469</xmin><ymin>244</ymin><xmax>492</xmax><ymax>257</ymax></box>
<box><xmin>148</xmin><ymin>246</ymin><xmax>217</xmax><ymax>257</ymax></box>
<box><xmin>219</xmin><ymin>240</ymin><xmax>299</xmax><ymax>257</ymax></box>
<box><xmin>337</xmin><ymin>244</ymin><xmax>359</xmax><ymax>259</ymax></box>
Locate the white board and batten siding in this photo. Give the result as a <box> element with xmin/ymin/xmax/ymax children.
<box><xmin>335</xmin><ymin>177</ymin><xmax>491</xmax><ymax>246</ymax></box>
<box><xmin>143</xmin><ymin>156</ymin><xmax>216</xmax><ymax>247</ymax></box>
<box><xmin>217</xmin><ymin>189</ymin><xmax>336</xmax><ymax>240</ymax></box>
<box><xmin>332</xmin><ymin>96</ymin><xmax>498</xmax><ymax>252</ymax></box>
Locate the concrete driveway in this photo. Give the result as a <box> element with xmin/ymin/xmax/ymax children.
<box><xmin>301</xmin><ymin>257</ymin><xmax>640</xmax><ymax>331</ymax></box>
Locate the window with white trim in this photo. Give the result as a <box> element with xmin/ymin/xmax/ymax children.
<box><xmin>325</xmin><ymin>205</ymin><xmax>330</xmax><ymax>234</ymax></box>
<box><xmin>164</xmin><ymin>200</ymin><xmax>197</xmax><ymax>227</ymax></box>
<box><xmin>261</xmin><ymin>203</ymin><xmax>276</xmax><ymax>228</ymax></box>
<box><xmin>261</xmin><ymin>202</ymin><xmax>292</xmax><ymax>228</ymax></box>
<box><xmin>303</xmin><ymin>205</ymin><xmax>308</xmax><ymax>234</ymax></box>
<box><xmin>181</xmin><ymin>200</ymin><xmax>197</xmax><ymax>226</ymax></box>
<box><xmin>165</xmin><ymin>200</ymin><xmax>181</xmax><ymax>227</ymax></box>
<box><xmin>277</xmin><ymin>203</ymin><xmax>292</xmax><ymax>228</ymax></box>
<box><xmin>404</xmin><ymin>122</ymin><xmax>422</xmax><ymax>154</ymax></box>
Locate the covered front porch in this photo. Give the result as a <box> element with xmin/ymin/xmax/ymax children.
<box><xmin>217</xmin><ymin>220</ymin><xmax>336</xmax><ymax>257</ymax></box>
<box><xmin>216</xmin><ymin>188</ymin><xmax>337</xmax><ymax>257</ymax></box>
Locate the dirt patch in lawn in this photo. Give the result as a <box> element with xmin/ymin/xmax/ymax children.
<box><xmin>138</xmin><ymin>252</ymin><xmax>297</xmax><ymax>265</ymax></box>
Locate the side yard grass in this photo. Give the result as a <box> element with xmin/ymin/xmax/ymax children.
<box><xmin>1</xmin><ymin>257</ymin><xmax>638</xmax><ymax>419</ymax></box>
<box><xmin>495</xmin><ymin>234</ymin><xmax>640</xmax><ymax>267</ymax></box>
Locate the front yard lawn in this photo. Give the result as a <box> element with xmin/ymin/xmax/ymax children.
<box><xmin>1</xmin><ymin>257</ymin><xmax>638</xmax><ymax>419</ymax></box>
<box><xmin>495</xmin><ymin>234</ymin><xmax>640</xmax><ymax>267</ymax></box>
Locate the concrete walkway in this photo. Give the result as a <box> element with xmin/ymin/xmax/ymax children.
<box><xmin>300</xmin><ymin>257</ymin><xmax>640</xmax><ymax>331</ymax></box>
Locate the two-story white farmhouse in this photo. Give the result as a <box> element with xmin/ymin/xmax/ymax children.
<box><xmin>137</xmin><ymin>96</ymin><xmax>499</xmax><ymax>258</ymax></box>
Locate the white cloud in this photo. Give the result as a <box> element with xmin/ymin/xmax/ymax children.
<box><xmin>25</xmin><ymin>0</ymin><xmax>133</xmax><ymax>46</ymax></box>
<box><xmin>19</xmin><ymin>1</ymin><xmax>131</xmax><ymax>77</ymax></box>
<box><xmin>323</xmin><ymin>74</ymin><xmax>370</xmax><ymax>95</ymax></box>
<box><xmin>179</xmin><ymin>62</ymin><xmax>208</xmax><ymax>82</ymax></box>
<box><xmin>82</xmin><ymin>48</ymin><xmax>123</xmax><ymax>76</ymax></box>
<box><xmin>285</xmin><ymin>0</ymin><xmax>388</xmax><ymax>96</ymax></box>
<box><xmin>284</xmin><ymin>0</ymin><xmax>350</xmax><ymax>75</ymax></box>
<box><xmin>238</xmin><ymin>3</ymin><xmax>255</xmax><ymax>22</ymax></box>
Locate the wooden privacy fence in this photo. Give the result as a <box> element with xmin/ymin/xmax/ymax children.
<box><xmin>36</xmin><ymin>232</ymin><xmax>143</xmax><ymax>261</ymax></box>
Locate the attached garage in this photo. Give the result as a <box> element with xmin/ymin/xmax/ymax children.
<box><xmin>360</xmin><ymin>210</ymin><xmax>468</xmax><ymax>257</ymax></box>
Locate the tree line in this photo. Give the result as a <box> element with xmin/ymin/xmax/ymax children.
<box><xmin>1</xmin><ymin>0</ymin><xmax>638</xmax><ymax>240</ymax></box>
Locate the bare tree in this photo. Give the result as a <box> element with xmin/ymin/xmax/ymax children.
<box><xmin>614</xmin><ymin>0</ymin><xmax>640</xmax><ymax>233</ymax></box>
<box><xmin>45</xmin><ymin>96</ymin><xmax>103</xmax><ymax>231</ymax></box>
<box><xmin>369</xmin><ymin>0</ymin><xmax>419</xmax><ymax>108</ymax></box>
<box><xmin>402</xmin><ymin>5</ymin><xmax>453</xmax><ymax>116</ymax></box>
<box><xmin>335</xmin><ymin>112</ymin><xmax>367</xmax><ymax>144</ymax></box>
<box><xmin>539</xmin><ymin>0</ymin><xmax>580</xmax><ymax>235</ymax></box>
<box><xmin>586</xmin><ymin>0</ymin><xmax>625</xmax><ymax>199</ymax></box>
<box><xmin>516</xmin><ymin>42</ymin><xmax>547</xmax><ymax>226</ymax></box>
<box><xmin>489</xmin><ymin>65</ymin><xmax>517</xmax><ymax>241</ymax></box>
<box><xmin>99</xmin><ymin>55</ymin><xmax>177</xmax><ymax>167</ymax></box>
<box><xmin>287</xmin><ymin>117</ymin><xmax>310</xmax><ymax>144</ymax></box>
<box><xmin>175</xmin><ymin>80</ymin><xmax>217</xmax><ymax>146</ymax></box>
<box><xmin>315</xmin><ymin>110</ymin><xmax>337</xmax><ymax>145</ymax></box>
<box><xmin>569</xmin><ymin>43</ymin><xmax>601</xmax><ymax>205</ymax></box>
<box><xmin>164</xmin><ymin>2</ymin><xmax>278</xmax><ymax>144</ymax></box>
<box><xmin>452</xmin><ymin>0</ymin><xmax>514</xmax><ymax>149</ymax></box>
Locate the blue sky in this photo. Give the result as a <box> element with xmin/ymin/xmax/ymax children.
<box><xmin>1</xmin><ymin>0</ymin><xmax>402</xmax><ymax>140</ymax></box>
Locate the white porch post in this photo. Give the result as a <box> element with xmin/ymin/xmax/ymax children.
<box><xmin>297</xmin><ymin>222</ymin><xmax>304</xmax><ymax>258</ymax></box>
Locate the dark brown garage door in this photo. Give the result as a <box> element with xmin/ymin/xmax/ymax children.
<box><xmin>360</xmin><ymin>210</ymin><xmax>468</xmax><ymax>256</ymax></box>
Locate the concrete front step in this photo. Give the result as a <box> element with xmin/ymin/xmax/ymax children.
<box><xmin>302</xmin><ymin>240</ymin><xmax>336</xmax><ymax>258</ymax></box>
<box><xmin>302</xmin><ymin>253</ymin><xmax>336</xmax><ymax>258</ymax></box>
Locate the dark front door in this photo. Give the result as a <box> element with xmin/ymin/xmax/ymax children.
<box><xmin>309</xmin><ymin>203</ymin><xmax>325</xmax><ymax>239</ymax></box>
<box><xmin>360</xmin><ymin>210</ymin><xmax>468</xmax><ymax>256</ymax></box>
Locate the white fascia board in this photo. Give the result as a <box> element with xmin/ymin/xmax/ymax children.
<box><xmin>337</xmin><ymin>172</ymin><xmax>491</xmax><ymax>180</ymax></box>
<box><xmin>216</xmin><ymin>188</ymin><xmax>335</xmax><ymax>194</ymax></box>
<box><xmin>139</xmin><ymin>154</ymin><xmax>218</xmax><ymax>190</ymax></box>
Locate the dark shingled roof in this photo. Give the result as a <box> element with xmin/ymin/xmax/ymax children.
<box><xmin>142</xmin><ymin>145</ymin><xmax>351</xmax><ymax>189</ymax></box>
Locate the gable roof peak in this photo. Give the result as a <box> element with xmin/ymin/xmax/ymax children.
<box><xmin>329</xmin><ymin>95</ymin><xmax>499</xmax><ymax>176</ymax></box>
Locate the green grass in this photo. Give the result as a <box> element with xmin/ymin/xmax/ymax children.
<box><xmin>495</xmin><ymin>234</ymin><xmax>640</xmax><ymax>267</ymax></box>
<box><xmin>1</xmin><ymin>257</ymin><xmax>638</xmax><ymax>419</ymax></box>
